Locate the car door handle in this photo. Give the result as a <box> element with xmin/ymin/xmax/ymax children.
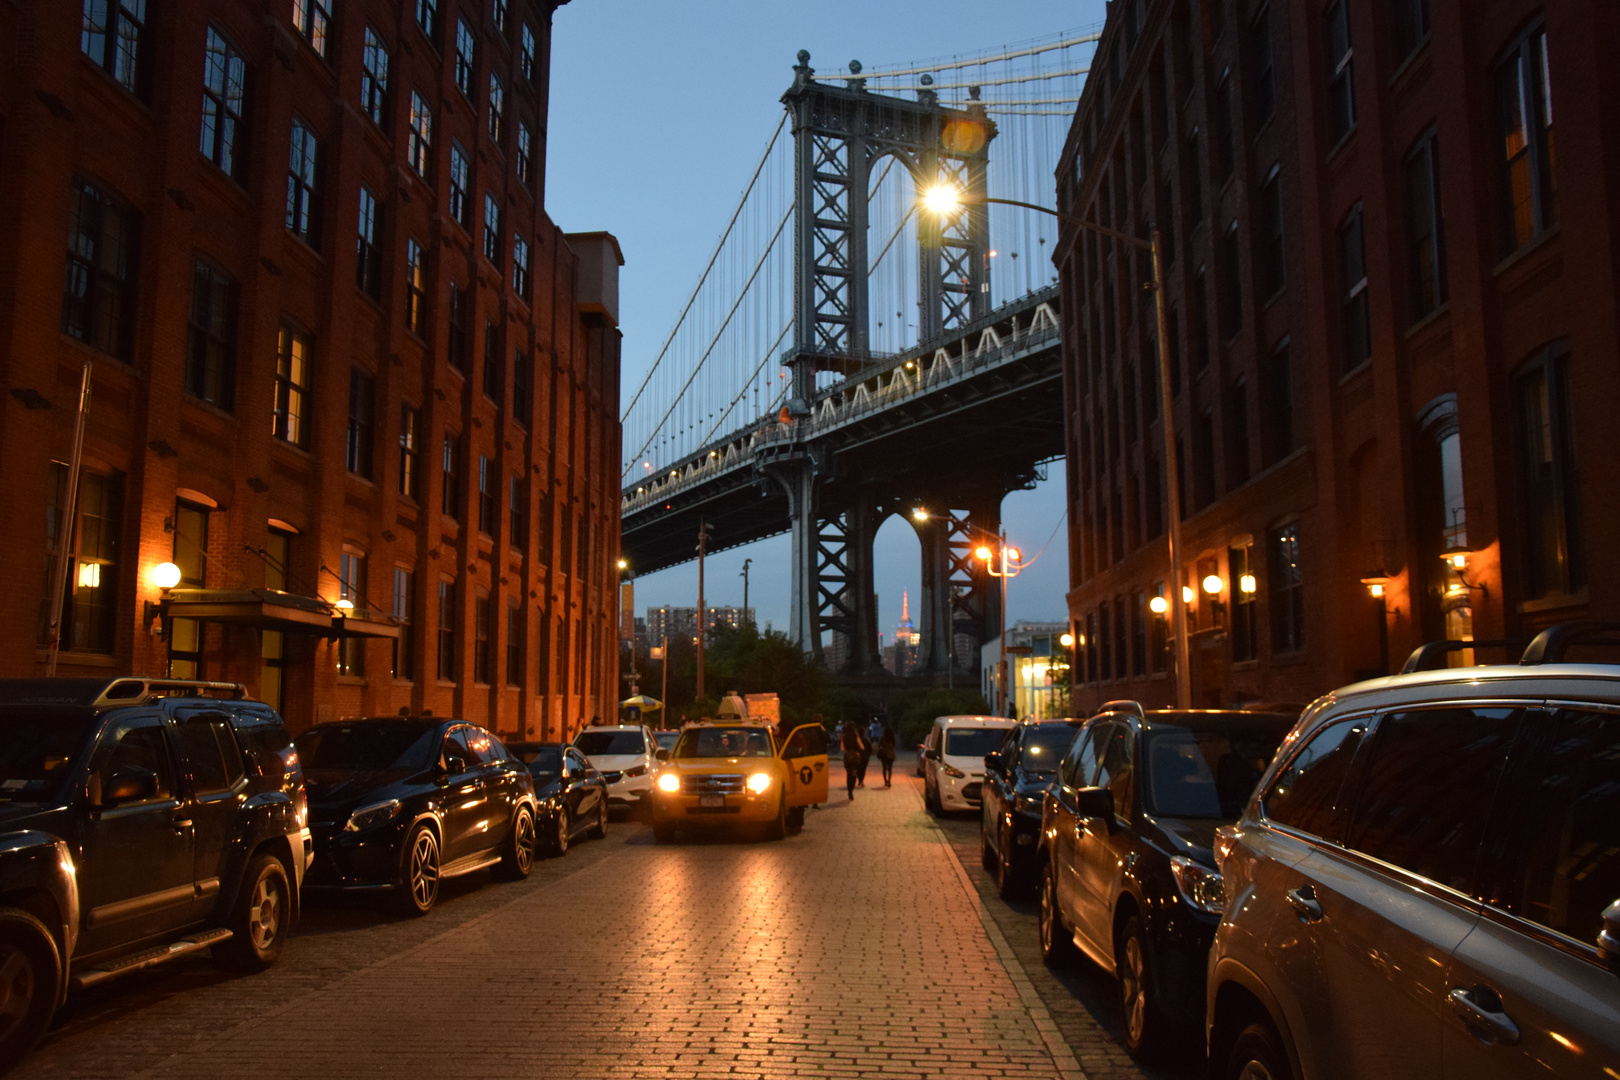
<box><xmin>1285</xmin><ymin>885</ymin><xmax>1323</xmax><ymax>922</ymax></box>
<box><xmin>170</xmin><ymin>815</ymin><xmax>193</xmax><ymax>832</ymax></box>
<box><xmin>1447</xmin><ymin>987</ymin><xmax>1520</xmax><ymax>1046</ymax></box>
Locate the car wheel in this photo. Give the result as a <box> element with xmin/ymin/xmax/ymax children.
<box><xmin>589</xmin><ymin>800</ymin><xmax>608</xmax><ymax>840</ymax></box>
<box><xmin>548</xmin><ymin>810</ymin><xmax>570</xmax><ymax>856</ymax></box>
<box><xmin>215</xmin><ymin>854</ymin><xmax>290</xmax><ymax>972</ymax></box>
<box><xmin>0</xmin><ymin>909</ymin><xmax>61</xmax><ymax>1074</ymax></box>
<box><xmin>925</xmin><ymin>780</ymin><xmax>940</xmax><ymax>816</ymax></box>
<box><xmin>1037</xmin><ymin>863</ymin><xmax>1080</xmax><ymax>967</ymax></box>
<box><xmin>652</xmin><ymin>821</ymin><xmax>676</xmax><ymax>844</ymax></box>
<box><xmin>1225</xmin><ymin>1020</ymin><xmax>1294</xmax><ymax>1080</ymax></box>
<box><xmin>995</xmin><ymin>821</ymin><xmax>1019</xmax><ymax>900</ymax></box>
<box><xmin>765</xmin><ymin>794</ymin><xmax>787</xmax><ymax>841</ymax></box>
<box><xmin>980</xmin><ymin>805</ymin><xmax>997</xmax><ymax>870</ymax></box>
<box><xmin>394</xmin><ymin>824</ymin><xmax>441</xmax><ymax>917</ymax></box>
<box><xmin>1118</xmin><ymin>914</ymin><xmax>1169</xmax><ymax>1060</ymax></box>
<box><xmin>496</xmin><ymin>807</ymin><xmax>536</xmax><ymax>880</ymax></box>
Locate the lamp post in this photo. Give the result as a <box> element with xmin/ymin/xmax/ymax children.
<box><xmin>922</xmin><ymin>185</ymin><xmax>1191</xmax><ymax>708</ymax></box>
<box><xmin>975</xmin><ymin>529</ymin><xmax>1022</xmax><ymax>718</ymax></box>
<box><xmin>740</xmin><ymin>557</ymin><xmax>752</xmax><ymax>629</ymax></box>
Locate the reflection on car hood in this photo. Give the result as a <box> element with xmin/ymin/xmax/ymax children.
<box><xmin>660</xmin><ymin>758</ymin><xmax>773</xmax><ymax>772</ymax></box>
<box><xmin>579</xmin><ymin>753</ymin><xmax>648</xmax><ymax>770</ymax></box>
<box><xmin>1149</xmin><ymin>815</ymin><xmax>1224</xmax><ymax>864</ymax></box>
<box><xmin>303</xmin><ymin>767</ymin><xmax>420</xmax><ymax>812</ymax></box>
<box><xmin>1013</xmin><ymin>769</ymin><xmax>1058</xmax><ymax>795</ymax></box>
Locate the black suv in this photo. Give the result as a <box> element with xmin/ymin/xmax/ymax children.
<box><xmin>0</xmin><ymin>678</ymin><xmax>309</xmax><ymax>1071</ymax></box>
<box><xmin>979</xmin><ymin>718</ymin><xmax>1084</xmax><ymax>898</ymax></box>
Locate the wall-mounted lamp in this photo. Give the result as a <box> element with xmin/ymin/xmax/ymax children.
<box><xmin>1202</xmin><ymin>574</ymin><xmax>1224</xmax><ymax>596</ymax></box>
<box><xmin>142</xmin><ymin>561</ymin><xmax>183</xmax><ymax>638</ymax></box>
<box><xmin>1360</xmin><ymin>570</ymin><xmax>1389</xmax><ymax>599</ymax></box>
<box><xmin>1441</xmin><ymin>546</ymin><xmax>1489</xmax><ymax>598</ymax></box>
<box><xmin>1060</xmin><ymin>632</ymin><xmax>1074</xmax><ymax>648</ymax></box>
<box><xmin>334</xmin><ymin>598</ymin><xmax>355</xmax><ymax>613</ymax></box>
<box><xmin>1238</xmin><ymin>573</ymin><xmax>1257</xmax><ymax>595</ymax></box>
<box><xmin>1181</xmin><ymin>585</ymin><xmax>1196</xmax><ymax>604</ymax></box>
<box><xmin>1149</xmin><ymin>595</ymin><xmax>1169</xmax><ymax>615</ymax></box>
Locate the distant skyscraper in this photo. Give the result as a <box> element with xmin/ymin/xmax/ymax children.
<box><xmin>884</xmin><ymin>591</ymin><xmax>921</xmax><ymax>676</ymax></box>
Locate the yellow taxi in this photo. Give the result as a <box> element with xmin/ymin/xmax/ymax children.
<box><xmin>649</xmin><ymin>703</ymin><xmax>829</xmax><ymax>842</ymax></box>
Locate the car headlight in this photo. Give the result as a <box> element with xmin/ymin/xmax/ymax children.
<box><xmin>747</xmin><ymin>772</ymin><xmax>771</xmax><ymax>794</ymax></box>
<box><xmin>624</xmin><ymin>765</ymin><xmax>648</xmax><ymax>778</ymax></box>
<box><xmin>941</xmin><ymin>763</ymin><xmax>965</xmax><ymax>779</ymax></box>
<box><xmin>657</xmin><ymin>772</ymin><xmax>681</xmax><ymax>793</ymax></box>
<box><xmin>344</xmin><ymin>799</ymin><xmax>402</xmax><ymax>832</ymax></box>
<box><xmin>1169</xmin><ymin>855</ymin><xmax>1226</xmax><ymax>915</ymax></box>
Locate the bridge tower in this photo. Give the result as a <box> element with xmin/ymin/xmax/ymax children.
<box><xmin>773</xmin><ymin>51</ymin><xmax>1005</xmax><ymax>675</ymax></box>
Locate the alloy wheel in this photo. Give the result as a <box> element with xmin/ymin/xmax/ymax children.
<box><xmin>247</xmin><ymin>874</ymin><xmax>282</xmax><ymax>952</ymax></box>
<box><xmin>409</xmin><ymin>831</ymin><xmax>440</xmax><ymax>909</ymax></box>
<box><xmin>555</xmin><ymin>812</ymin><xmax>569</xmax><ymax>854</ymax></box>
<box><xmin>1121</xmin><ymin>934</ymin><xmax>1147</xmax><ymax>1046</ymax></box>
<box><xmin>0</xmin><ymin>946</ymin><xmax>35</xmax><ymax>1043</ymax></box>
<box><xmin>1237</xmin><ymin>1063</ymin><xmax>1275</xmax><ymax>1080</ymax></box>
<box><xmin>514</xmin><ymin>811</ymin><xmax>536</xmax><ymax>873</ymax></box>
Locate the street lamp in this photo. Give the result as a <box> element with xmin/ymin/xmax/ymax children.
<box><xmin>922</xmin><ymin>181</ymin><xmax>1191</xmax><ymax>707</ymax></box>
<box><xmin>975</xmin><ymin>529</ymin><xmax>1023</xmax><ymax>718</ymax></box>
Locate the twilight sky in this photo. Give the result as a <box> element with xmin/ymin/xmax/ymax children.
<box><xmin>545</xmin><ymin>0</ymin><xmax>1106</xmax><ymax>643</ymax></box>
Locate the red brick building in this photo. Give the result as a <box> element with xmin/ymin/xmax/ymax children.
<box><xmin>0</xmin><ymin>0</ymin><xmax>623</xmax><ymax>738</ymax></box>
<box><xmin>1055</xmin><ymin>0</ymin><xmax>1620</xmax><ymax>711</ymax></box>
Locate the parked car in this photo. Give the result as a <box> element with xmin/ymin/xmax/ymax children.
<box><xmin>572</xmin><ymin>724</ymin><xmax>658</xmax><ymax>813</ymax></box>
<box><xmin>1037</xmin><ymin>702</ymin><xmax>1297</xmax><ymax>1061</ymax></box>
<box><xmin>1207</xmin><ymin>623</ymin><xmax>1620</xmax><ymax>1080</ymax></box>
<box><xmin>649</xmin><ymin>720</ymin><xmax>829</xmax><ymax>842</ymax></box>
<box><xmin>921</xmin><ymin>716</ymin><xmax>1016</xmax><ymax>814</ymax></box>
<box><xmin>507</xmin><ymin>742</ymin><xmax>608</xmax><ymax>854</ymax></box>
<box><xmin>979</xmin><ymin>718</ymin><xmax>1084</xmax><ymax>897</ymax></box>
<box><xmin>915</xmin><ymin>740</ymin><xmax>928</xmax><ymax>777</ymax></box>
<box><xmin>0</xmin><ymin>677</ymin><xmax>309</xmax><ymax>1072</ymax></box>
<box><xmin>297</xmin><ymin>716</ymin><xmax>536</xmax><ymax>916</ymax></box>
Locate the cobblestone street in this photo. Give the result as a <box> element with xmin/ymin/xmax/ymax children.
<box><xmin>15</xmin><ymin>757</ymin><xmax>1182</xmax><ymax>1079</ymax></box>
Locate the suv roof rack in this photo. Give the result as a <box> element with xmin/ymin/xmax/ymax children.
<box><xmin>1401</xmin><ymin>639</ymin><xmax>1525</xmax><ymax>674</ymax></box>
<box><xmin>1519</xmin><ymin>621</ymin><xmax>1620</xmax><ymax>665</ymax></box>
<box><xmin>92</xmin><ymin>679</ymin><xmax>249</xmax><ymax>706</ymax></box>
<box><xmin>1097</xmin><ymin>699</ymin><xmax>1146</xmax><ymax>719</ymax></box>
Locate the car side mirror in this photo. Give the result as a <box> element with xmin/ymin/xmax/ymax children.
<box><xmin>101</xmin><ymin>766</ymin><xmax>158</xmax><ymax>807</ymax></box>
<box><xmin>1600</xmin><ymin>900</ymin><xmax>1620</xmax><ymax>965</ymax></box>
<box><xmin>984</xmin><ymin>751</ymin><xmax>1004</xmax><ymax>772</ymax></box>
<box><xmin>655</xmin><ymin>748</ymin><xmax>669</xmax><ymax>761</ymax></box>
<box><xmin>1074</xmin><ymin>785</ymin><xmax>1115</xmax><ymax>821</ymax></box>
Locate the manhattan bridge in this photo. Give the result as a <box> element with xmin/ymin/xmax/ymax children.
<box><xmin>619</xmin><ymin>29</ymin><xmax>1097</xmax><ymax>680</ymax></box>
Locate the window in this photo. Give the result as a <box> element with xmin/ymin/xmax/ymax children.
<box><xmin>173</xmin><ymin>501</ymin><xmax>210</xmax><ymax>587</ymax></box>
<box><xmin>272</xmin><ymin>326</ymin><xmax>310</xmax><ymax>446</ymax></box>
<box><xmin>392</xmin><ymin>567</ymin><xmax>415</xmax><ymax>679</ymax></box>
<box><xmin>1515</xmin><ymin>346</ymin><xmax>1583</xmax><ymax>598</ymax></box>
<box><xmin>286</xmin><ymin>118</ymin><xmax>322</xmax><ymax>246</ymax></box>
<box><xmin>356</xmin><ymin>187</ymin><xmax>383</xmax><ymax>298</ymax></box>
<box><xmin>488</xmin><ymin>74</ymin><xmax>505</xmax><ymax>143</ymax></box>
<box><xmin>483</xmin><ymin>194</ymin><xmax>502</xmax><ymax>265</ymax></box>
<box><xmin>441</xmin><ymin>432</ymin><xmax>460</xmax><ymax>519</ymax></box>
<box><xmin>516</xmin><ymin>123</ymin><xmax>533</xmax><ymax>188</ymax></box>
<box><xmin>415</xmin><ymin>0</ymin><xmax>438</xmax><ymax>41</ymax></box>
<box><xmin>1131</xmin><ymin>592</ymin><xmax>1146</xmax><ymax>676</ymax></box>
<box><xmin>1258</xmin><ymin>167</ymin><xmax>1285</xmax><ymax>298</ymax></box>
<box><xmin>437</xmin><ymin>580</ymin><xmax>456</xmax><ymax>681</ymax></box>
<box><xmin>1218</xmin><ymin>221</ymin><xmax>1243</xmax><ymax>339</ymax></box>
<box><xmin>361</xmin><ymin>28</ymin><xmax>390</xmax><ymax>126</ymax></box>
<box><xmin>200</xmin><ymin>28</ymin><xmax>247</xmax><ymax>180</ymax></box>
<box><xmin>520</xmin><ymin>24</ymin><xmax>536</xmax><ymax>82</ymax></box>
<box><xmin>399</xmin><ymin>403</ymin><xmax>421</xmax><ymax>500</ymax></box>
<box><xmin>1190</xmin><ymin>267</ymin><xmax>1209</xmax><ymax>371</ymax></box>
<box><xmin>1193</xmin><ymin>408</ymin><xmax>1216</xmax><ymax>509</ymax></box>
<box><xmin>1262</xmin><ymin>339</ymin><xmax>1293</xmax><ymax>464</ymax></box>
<box><xmin>62</xmin><ymin>177</ymin><xmax>139</xmax><ymax>361</ymax></box>
<box><xmin>512</xmin><ymin>349</ymin><xmax>531</xmax><ymax>425</ymax></box>
<box><xmin>473</xmin><ymin>591</ymin><xmax>491</xmax><ymax>683</ymax></box>
<box><xmin>506</xmin><ymin>602</ymin><xmax>522</xmax><ymax>686</ymax></box>
<box><xmin>407</xmin><ymin>92</ymin><xmax>433</xmax><ymax>178</ymax></box>
<box><xmin>446</xmin><ymin>282</ymin><xmax>468</xmax><ymax>370</ymax></box>
<box><xmin>483</xmin><ymin>322</ymin><xmax>503</xmax><ymax>402</ymax></box>
<box><xmin>508</xmin><ymin>474</ymin><xmax>527</xmax><ymax>550</ymax></box>
<box><xmin>1391</xmin><ymin>0</ymin><xmax>1430</xmax><ymax>65</ymax></box>
<box><xmin>454</xmin><ymin>20</ymin><xmax>476</xmax><ymax>97</ymax></box>
<box><xmin>1406</xmin><ymin>134</ymin><xmax>1447</xmax><ymax>320</ymax></box>
<box><xmin>1230</xmin><ymin>542</ymin><xmax>1256</xmax><ymax>661</ymax></box>
<box><xmin>347</xmin><ymin>368</ymin><xmax>375</xmax><ymax>477</ymax></box>
<box><xmin>1325</xmin><ymin>0</ymin><xmax>1355</xmax><ymax>144</ymax></box>
<box><xmin>1262</xmin><ymin>716</ymin><xmax>1364</xmax><ymax>838</ymax></box>
<box><xmin>1184</xmin><ymin>128</ymin><xmax>1203</xmax><ymax>226</ymax></box>
<box><xmin>338</xmin><ymin>550</ymin><xmax>368</xmax><ymax>676</ymax></box>
<box><xmin>41</xmin><ymin>464</ymin><xmax>122</xmax><ymax>653</ymax></box>
<box><xmin>292</xmin><ymin>0</ymin><xmax>331</xmax><ymax>56</ymax></box>
<box><xmin>478</xmin><ymin>456</ymin><xmax>497</xmax><ymax>535</ymax></box>
<box><xmin>1212</xmin><ymin>72</ymin><xmax>1234</xmax><ymax>183</ymax></box>
<box><xmin>1339</xmin><ymin>205</ymin><xmax>1370</xmax><ymax>372</ymax></box>
<box><xmin>1226</xmin><ymin>379</ymin><xmax>1250</xmax><ymax>488</ymax></box>
<box><xmin>1249</xmin><ymin>6</ymin><xmax>1274</xmax><ymax>125</ymax></box>
<box><xmin>492</xmin><ymin>0</ymin><xmax>507</xmax><ymax>34</ymax></box>
<box><xmin>1484</xmin><ymin>707</ymin><xmax>1620</xmax><ymax>944</ymax></box>
<box><xmin>1345</xmin><ymin>708</ymin><xmax>1521</xmax><ymax>892</ymax></box>
<box><xmin>512</xmin><ymin>234</ymin><xmax>530</xmax><ymax>298</ymax></box>
<box><xmin>1268</xmin><ymin>524</ymin><xmax>1304</xmax><ymax>653</ymax></box>
<box><xmin>405</xmin><ymin>239</ymin><xmax>426</xmax><ymax>334</ymax></box>
<box><xmin>81</xmin><ymin>0</ymin><xmax>148</xmax><ymax>95</ymax></box>
<box><xmin>1496</xmin><ymin>26</ymin><xmax>1555</xmax><ymax>253</ymax></box>
<box><xmin>186</xmin><ymin>260</ymin><xmax>237</xmax><ymax>411</ymax></box>
<box><xmin>172</xmin><ymin>715</ymin><xmax>242</xmax><ymax>794</ymax></box>
<box><xmin>449</xmin><ymin>143</ymin><xmax>471</xmax><ymax>227</ymax></box>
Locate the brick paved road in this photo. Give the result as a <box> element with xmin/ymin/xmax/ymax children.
<box><xmin>15</xmin><ymin>756</ymin><xmax>1181</xmax><ymax>1080</ymax></box>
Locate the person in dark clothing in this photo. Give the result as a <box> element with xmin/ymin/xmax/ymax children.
<box><xmin>876</xmin><ymin>724</ymin><xmax>897</xmax><ymax>788</ymax></box>
<box><xmin>840</xmin><ymin>721</ymin><xmax>866</xmax><ymax>799</ymax></box>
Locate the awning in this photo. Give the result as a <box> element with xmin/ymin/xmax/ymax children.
<box><xmin>157</xmin><ymin>588</ymin><xmax>399</xmax><ymax>640</ymax></box>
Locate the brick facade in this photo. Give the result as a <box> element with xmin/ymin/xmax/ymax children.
<box><xmin>0</xmin><ymin>0</ymin><xmax>623</xmax><ymax>738</ymax></box>
<box><xmin>1054</xmin><ymin>0</ymin><xmax>1620</xmax><ymax>712</ymax></box>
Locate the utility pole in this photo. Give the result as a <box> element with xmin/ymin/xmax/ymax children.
<box><xmin>695</xmin><ymin>517</ymin><xmax>710</xmax><ymax>703</ymax></box>
<box><xmin>740</xmin><ymin>558</ymin><xmax>752</xmax><ymax>628</ymax></box>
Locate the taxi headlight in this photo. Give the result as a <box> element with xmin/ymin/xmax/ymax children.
<box><xmin>656</xmin><ymin>772</ymin><xmax>681</xmax><ymax>793</ymax></box>
<box><xmin>747</xmin><ymin>772</ymin><xmax>771</xmax><ymax>794</ymax></box>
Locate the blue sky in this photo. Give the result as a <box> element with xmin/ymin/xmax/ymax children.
<box><xmin>546</xmin><ymin>0</ymin><xmax>1106</xmax><ymax>642</ymax></box>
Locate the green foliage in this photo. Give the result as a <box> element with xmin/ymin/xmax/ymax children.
<box><xmin>887</xmin><ymin>687</ymin><xmax>994</xmax><ymax>747</ymax></box>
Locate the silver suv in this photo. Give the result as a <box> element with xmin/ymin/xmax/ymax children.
<box><xmin>1206</xmin><ymin>623</ymin><xmax>1620</xmax><ymax>1080</ymax></box>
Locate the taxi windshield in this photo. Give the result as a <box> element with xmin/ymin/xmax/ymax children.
<box><xmin>672</xmin><ymin>726</ymin><xmax>775</xmax><ymax>759</ymax></box>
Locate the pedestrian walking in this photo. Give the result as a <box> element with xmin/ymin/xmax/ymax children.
<box><xmin>840</xmin><ymin>719</ymin><xmax>865</xmax><ymax>799</ymax></box>
<box><xmin>857</xmin><ymin>716</ymin><xmax>880</xmax><ymax>787</ymax></box>
<box><xmin>876</xmin><ymin>724</ymin><xmax>896</xmax><ymax>787</ymax></box>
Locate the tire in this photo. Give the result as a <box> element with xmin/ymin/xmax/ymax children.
<box><xmin>786</xmin><ymin>806</ymin><xmax>805</xmax><ymax>833</ymax></box>
<box><xmin>1224</xmin><ymin>1020</ymin><xmax>1294</xmax><ymax>1080</ymax></box>
<box><xmin>652</xmin><ymin>821</ymin><xmax>676</xmax><ymax>844</ymax></box>
<box><xmin>0</xmin><ymin>909</ymin><xmax>61</xmax><ymax>1074</ymax></box>
<box><xmin>215</xmin><ymin>854</ymin><xmax>290</xmax><ymax>972</ymax></box>
<box><xmin>496</xmin><ymin>807</ymin><xmax>536</xmax><ymax>880</ymax></box>
<box><xmin>1118</xmin><ymin>914</ymin><xmax>1170</xmax><ymax>1061</ymax></box>
<box><xmin>546</xmin><ymin>809</ymin><xmax>570</xmax><ymax>857</ymax></box>
<box><xmin>1037</xmin><ymin>862</ymin><xmax>1080</xmax><ymax>967</ymax></box>
<box><xmin>589</xmin><ymin>800</ymin><xmax>608</xmax><ymax>840</ymax></box>
<box><xmin>393</xmin><ymin>824</ymin><xmax>441</xmax><ymax>917</ymax></box>
<box><xmin>994</xmin><ymin>821</ymin><xmax>1019</xmax><ymax>900</ymax></box>
<box><xmin>925</xmin><ymin>780</ymin><xmax>940</xmax><ymax>816</ymax></box>
<box><xmin>764</xmin><ymin>794</ymin><xmax>787</xmax><ymax>841</ymax></box>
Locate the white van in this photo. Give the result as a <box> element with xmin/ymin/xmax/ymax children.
<box><xmin>921</xmin><ymin>715</ymin><xmax>1016</xmax><ymax>813</ymax></box>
